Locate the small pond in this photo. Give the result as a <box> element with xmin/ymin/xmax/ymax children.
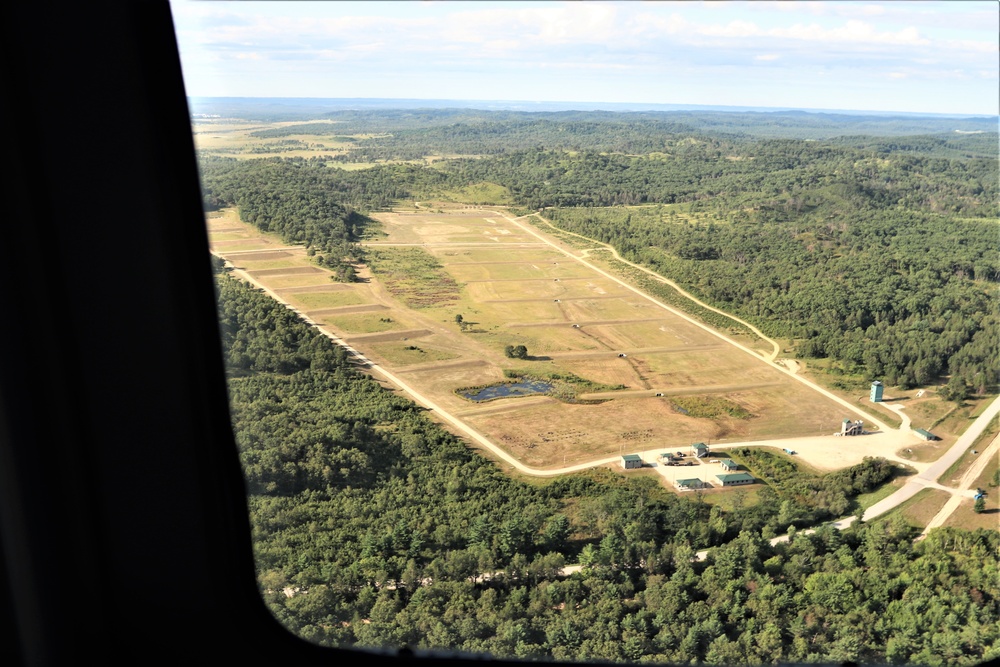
<box><xmin>459</xmin><ymin>380</ymin><xmax>554</xmax><ymax>402</ymax></box>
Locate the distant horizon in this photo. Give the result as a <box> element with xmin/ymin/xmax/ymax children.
<box><xmin>171</xmin><ymin>1</ymin><xmax>998</xmax><ymax>117</ymax></box>
<box><xmin>187</xmin><ymin>95</ymin><xmax>998</xmax><ymax>120</ymax></box>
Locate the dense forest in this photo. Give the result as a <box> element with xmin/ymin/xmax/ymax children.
<box><xmin>216</xmin><ymin>273</ymin><xmax>999</xmax><ymax>664</ymax></box>
<box><xmin>199</xmin><ymin>108</ymin><xmax>998</xmax><ymax>395</ymax></box>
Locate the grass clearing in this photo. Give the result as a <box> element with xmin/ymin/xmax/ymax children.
<box><xmin>854</xmin><ymin>475</ymin><xmax>910</xmax><ymax>511</ymax></box>
<box><xmin>287</xmin><ymin>290</ymin><xmax>369</xmax><ymax>309</ymax></box>
<box><xmin>366</xmin><ymin>247</ymin><xmax>462</xmax><ymax>308</ymax></box>
<box><xmin>265</xmin><ymin>274</ymin><xmax>339</xmax><ymax>289</ymax></box>
<box><xmin>941</xmin><ymin>455</ymin><xmax>998</xmax><ymax>529</ymax></box>
<box><xmin>670</xmin><ymin>395</ymin><xmax>755</xmax><ymax>420</ymax></box>
<box><xmin>367</xmin><ymin>342</ymin><xmax>460</xmax><ymax>366</ymax></box>
<box><xmin>230</xmin><ymin>258</ymin><xmax>302</xmax><ymax>271</ymax></box>
<box><xmin>896</xmin><ymin>439</ymin><xmax>954</xmax><ymax>463</ymax></box>
<box><xmin>700</xmin><ymin>486</ymin><xmax>762</xmax><ymax>510</ymax></box>
<box><xmin>436</xmin><ymin>182</ymin><xmax>514</xmax><ymax>205</ymax></box>
<box><xmin>941</xmin><ymin>499</ymin><xmax>1000</xmax><ymax>530</ymax></box>
<box><xmin>876</xmin><ymin>488</ymin><xmax>952</xmax><ymax>529</ymax></box>
<box><xmin>323</xmin><ymin>312</ymin><xmax>408</xmax><ymax>334</ymax></box>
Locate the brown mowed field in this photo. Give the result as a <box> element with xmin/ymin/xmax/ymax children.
<box><xmin>589</xmin><ymin>319</ymin><xmax>719</xmax><ymax>349</ymax></box>
<box><xmin>550</xmin><ymin>357</ymin><xmax>645</xmax><ymax>389</ymax></box>
<box><xmin>633</xmin><ymin>347</ymin><xmax>777</xmax><ymax>386</ymax></box>
<box><xmin>227</xmin><ymin>250</ymin><xmax>296</xmax><ymax>262</ymax></box>
<box><xmin>443</xmin><ymin>260</ymin><xmax>588</xmax><ymax>283</ymax></box>
<box><xmin>558</xmin><ymin>296</ymin><xmax>665</xmax><ymax>322</ymax></box>
<box><xmin>323</xmin><ymin>311</ymin><xmax>414</xmax><ymax>334</ymax></box>
<box><xmin>391</xmin><ymin>361</ymin><xmax>508</xmax><ymax>411</ymax></box>
<box><xmin>210</xmin><ymin>206</ymin><xmax>853</xmax><ymax>476</ymax></box>
<box><xmin>474</xmin><ymin>298</ymin><xmax>569</xmax><ymax>324</ymax></box>
<box><xmin>437</xmin><ymin>246</ymin><xmax>568</xmax><ymax>264</ymax></box>
<box><xmin>499</xmin><ymin>325</ymin><xmax>606</xmax><ymax>354</ymax></box>
<box><xmin>470</xmin><ymin>279</ymin><xmax>629</xmax><ymax>302</ymax></box>
<box><xmin>286</xmin><ymin>290</ymin><xmax>370</xmax><ymax>310</ymax></box>
<box><xmin>262</xmin><ymin>274</ymin><xmax>339</xmax><ymax>289</ymax></box>
<box><xmin>212</xmin><ymin>239</ymin><xmax>281</xmax><ymax>252</ymax></box>
<box><xmin>365</xmin><ymin>342</ymin><xmax>462</xmax><ymax>367</ymax></box>
<box><xmin>232</xmin><ymin>258</ymin><xmax>304</xmax><ymax>271</ymax></box>
<box><xmin>463</xmin><ymin>398</ymin><xmax>716</xmax><ymax>468</ymax></box>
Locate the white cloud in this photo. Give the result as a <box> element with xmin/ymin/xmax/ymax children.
<box><xmin>770</xmin><ymin>20</ymin><xmax>928</xmax><ymax>46</ymax></box>
<box><xmin>754</xmin><ymin>54</ymin><xmax>780</xmax><ymax>61</ymax></box>
<box><xmin>700</xmin><ymin>20</ymin><xmax>761</xmax><ymax>38</ymax></box>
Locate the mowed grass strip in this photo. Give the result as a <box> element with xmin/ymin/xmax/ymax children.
<box><xmin>876</xmin><ymin>488</ymin><xmax>953</xmax><ymax>529</ymax></box>
<box><xmin>366</xmin><ymin>342</ymin><xmax>461</xmax><ymax>366</ymax></box>
<box><xmin>287</xmin><ymin>290</ymin><xmax>369</xmax><ymax>310</ymax></box>
<box><xmin>463</xmin><ymin>398</ymin><xmax>708</xmax><ymax>467</ymax></box>
<box><xmin>322</xmin><ymin>312</ymin><xmax>408</xmax><ymax>334</ymax></box>
<box><xmin>262</xmin><ymin>274</ymin><xmax>338</xmax><ymax>289</ymax></box>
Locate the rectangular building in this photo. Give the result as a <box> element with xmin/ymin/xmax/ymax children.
<box><xmin>714</xmin><ymin>472</ymin><xmax>755</xmax><ymax>487</ymax></box>
<box><xmin>620</xmin><ymin>454</ymin><xmax>643</xmax><ymax>469</ymax></box>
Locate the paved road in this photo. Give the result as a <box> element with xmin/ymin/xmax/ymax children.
<box><xmin>760</xmin><ymin>396</ymin><xmax>1000</xmax><ymax>550</ymax></box>
<box><xmin>864</xmin><ymin>395</ymin><xmax>1000</xmax><ymax>521</ymax></box>
<box><xmin>920</xmin><ymin>432</ymin><xmax>999</xmax><ymax>536</ymax></box>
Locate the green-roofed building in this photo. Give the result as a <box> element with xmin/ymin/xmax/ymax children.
<box><xmin>714</xmin><ymin>472</ymin><xmax>755</xmax><ymax>487</ymax></box>
<box><xmin>719</xmin><ymin>459</ymin><xmax>739</xmax><ymax>471</ymax></box>
<box><xmin>674</xmin><ymin>478</ymin><xmax>705</xmax><ymax>491</ymax></box>
<box><xmin>620</xmin><ymin>454</ymin><xmax>643</xmax><ymax>469</ymax></box>
<box><xmin>913</xmin><ymin>428</ymin><xmax>940</xmax><ymax>441</ymax></box>
<box><xmin>691</xmin><ymin>442</ymin><xmax>709</xmax><ymax>458</ymax></box>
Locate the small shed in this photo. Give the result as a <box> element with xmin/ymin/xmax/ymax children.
<box><xmin>620</xmin><ymin>454</ymin><xmax>643</xmax><ymax>469</ymax></box>
<box><xmin>714</xmin><ymin>472</ymin><xmax>755</xmax><ymax>487</ymax></box>
<box><xmin>719</xmin><ymin>459</ymin><xmax>739</xmax><ymax>472</ymax></box>
<box><xmin>674</xmin><ymin>478</ymin><xmax>704</xmax><ymax>491</ymax></box>
<box><xmin>913</xmin><ymin>428</ymin><xmax>940</xmax><ymax>441</ymax></box>
<box><xmin>691</xmin><ymin>442</ymin><xmax>709</xmax><ymax>458</ymax></box>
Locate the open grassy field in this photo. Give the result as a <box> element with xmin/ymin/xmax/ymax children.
<box><xmin>366</xmin><ymin>341</ymin><xmax>462</xmax><ymax>366</ymax></box>
<box><xmin>209</xmin><ymin>205</ymin><xmax>873</xmax><ymax>480</ymax></box>
<box><xmin>322</xmin><ymin>312</ymin><xmax>411</xmax><ymax>335</ymax></box>
<box><xmin>938</xmin><ymin>416</ymin><xmax>999</xmax><ymax>486</ymax></box>
<box><xmin>941</xmin><ymin>452</ymin><xmax>998</xmax><ymax>529</ymax></box>
<box><xmin>876</xmin><ymin>488</ymin><xmax>953</xmax><ymax>529</ymax></box>
<box><xmin>853</xmin><ymin>475</ymin><xmax>912</xmax><ymax>511</ymax></box>
<box><xmin>287</xmin><ymin>290</ymin><xmax>369</xmax><ymax>310</ymax></box>
<box><xmin>191</xmin><ymin>120</ymin><xmax>361</xmax><ymax>160</ymax></box>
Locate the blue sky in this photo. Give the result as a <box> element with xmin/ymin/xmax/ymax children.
<box><xmin>170</xmin><ymin>1</ymin><xmax>998</xmax><ymax>115</ymax></box>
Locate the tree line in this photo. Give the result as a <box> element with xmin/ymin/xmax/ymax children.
<box><xmin>215</xmin><ymin>272</ymin><xmax>998</xmax><ymax>664</ymax></box>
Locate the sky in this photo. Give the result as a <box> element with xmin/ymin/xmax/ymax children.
<box><xmin>170</xmin><ymin>1</ymin><xmax>999</xmax><ymax>116</ymax></box>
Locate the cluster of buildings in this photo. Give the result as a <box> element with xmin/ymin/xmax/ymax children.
<box><xmin>620</xmin><ymin>443</ymin><xmax>756</xmax><ymax>491</ymax></box>
<box><xmin>617</xmin><ymin>380</ymin><xmax>941</xmax><ymax>493</ymax></box>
